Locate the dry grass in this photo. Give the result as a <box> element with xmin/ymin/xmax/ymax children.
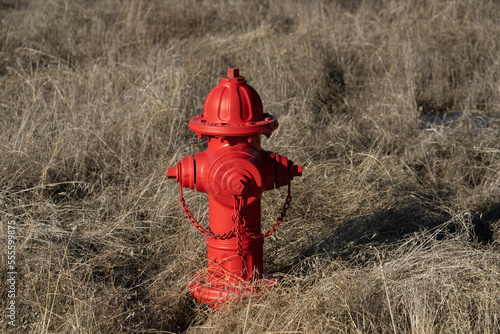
<box><xmin>0</xmin><ymin>0</ymin><xmax>499</xmax><ymax>333</ymax></box>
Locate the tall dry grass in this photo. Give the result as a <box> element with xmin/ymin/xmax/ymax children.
<box><xmin>0</xmin><ymin>0</ymin><xmax>499</xmax><ymax>333</ymax></box>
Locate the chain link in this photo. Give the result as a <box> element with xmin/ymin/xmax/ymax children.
<box><xmin>232</xmin><ymin>197</ymin><xmax>244</xmax><ymax>257</ymax></box>
<box><xmin>260</xmin><ymin>162</ymin><xmax>293</xmax><ymax>238</ymax></box>
<box><xmin>177</xmin><ymin>163</ymin><xmax>294</xmax><ymax>256</ymax></box>
<box><xmin>179</xmin><ymin>183</ymin><xmax>235</xmax><ymax>240</ymax></box>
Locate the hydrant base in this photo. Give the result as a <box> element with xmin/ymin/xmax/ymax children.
<box><xmin>188</xmin><ymin>271</ymin><xmax>276</xmax><ymax>308</ymax></box>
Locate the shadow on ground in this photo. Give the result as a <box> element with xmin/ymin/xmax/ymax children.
<box><xmin>278</xmin><ymin>201</ymin><xmax>498</xmax><ymax>273</ymax></box>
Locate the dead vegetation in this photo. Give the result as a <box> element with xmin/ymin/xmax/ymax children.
<box><xmin>0</xmin><ymin>0</ymin><xmax>499</xmax><ymax>333</ymax></box>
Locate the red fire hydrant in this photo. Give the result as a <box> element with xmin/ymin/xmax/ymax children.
<box><xmin>167</xmin><ymin>67</ymin><xmax>302</xmax><ymax>307</ymax></box>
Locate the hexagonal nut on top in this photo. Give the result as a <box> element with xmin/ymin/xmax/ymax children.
<box><xmin>225</xmin><ymin>67</ymin><xmax>243</xmax><ymax>80</ymax></box>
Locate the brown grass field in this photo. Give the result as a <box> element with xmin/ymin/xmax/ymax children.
<box><xmin>1</xmin><ymin>0</ymin><xmax>500</xmax><ymax>333</ymax></box>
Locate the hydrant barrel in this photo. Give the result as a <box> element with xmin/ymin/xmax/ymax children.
<box><xmin>166</xmin><ymin>67</ymin><xmax>302</xmax><ymax>307</ymax></box>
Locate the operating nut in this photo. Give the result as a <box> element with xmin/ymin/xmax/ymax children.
<box><xmin>227</xmin><ymin>173</ymin><xmax>250</xmax><ymax>196</ymax></box>
<box><xmin>232</xmin><ymin>177</ymin><xmax>248</xmax><ymax>195</ymax></box>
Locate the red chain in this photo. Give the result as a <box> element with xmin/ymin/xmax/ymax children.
<box><xmin>262</xmin><ymin>164</ymin><xmax>293</xmax><ymax>238</ymax></box>
<box><xmin>232</xmin><ymin>196</ymin><xmax>244</xmax><ymax>256</ymax></box>
<box><xmin>231</xmin><ymin>176</ymin><xmax>293</xmax><ymax>240</ymax></box>
<box><xmin>177</xmin><ymin>164</ymin><xmax>294</xmax><ymax>254</ymax></box>
<box><xmin>178</xmin><ymin>183</ymin><xmax>235</xmax><ymax>240</ymax></box>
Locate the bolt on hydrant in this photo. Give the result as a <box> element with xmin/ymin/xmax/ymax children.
<box><xmin>167</xmin><ymin>67</ymin><xmax>302</xmax><ymax>307</ymax></box>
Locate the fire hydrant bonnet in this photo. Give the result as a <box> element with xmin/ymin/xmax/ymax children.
<box><xmin>189</xmin><ymin>67</ymin><xmax>278</xmax><ymax>137</ymax></box>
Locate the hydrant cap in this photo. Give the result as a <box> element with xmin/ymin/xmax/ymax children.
<box><xmin>189</xmin><ymin>67</ymin><xmax>278</xmax><ymax>137</ymax></box>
